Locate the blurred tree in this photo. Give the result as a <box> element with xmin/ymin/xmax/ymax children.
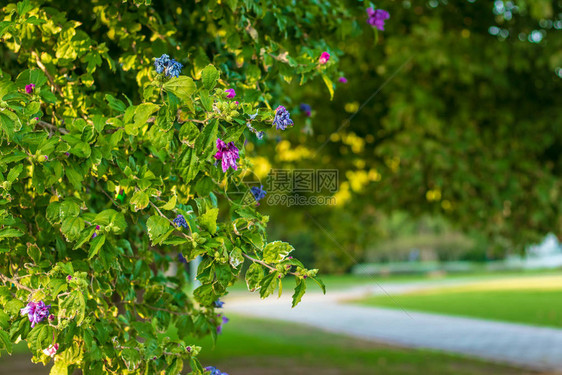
<box><xmin>255</xmin><ymin>0</ymin><xmax>562</xmax><ymax>272</ymax></box>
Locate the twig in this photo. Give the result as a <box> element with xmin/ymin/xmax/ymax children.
<box><xmin>0</xmin><ymin>273</ymin><xmax>36</xmax><ymax>293</ymax></box>
<box><xmin>242</xmin><ymin>253</ymin><xmax>298</xmax><ymax>276</ymax></box>
<box><xmin>37</xmin><ymin>120</ymin><xmax>69</xmax><ymax>135</ymax></box>
<box><xmin>31</xmin><ymin>51</ymin><xmax>63</xmax><ymax>96</ymax></box>
<box><xmin>93</xmin><ymin>178</ymin><xmax>121</xmax><ymax>208</ymax></box>
<box><xmin>148</xmin><ymin>200</ymin><xmax>193</xmax><ymax>240</ymax></box>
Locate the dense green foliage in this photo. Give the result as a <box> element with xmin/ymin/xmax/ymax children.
<box><xmin>0</xmin><ymin>0</ymin><xmax>378</xmax><ymax>373</ymax></box>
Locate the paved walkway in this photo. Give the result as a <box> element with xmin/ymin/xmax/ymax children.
<box><xmin>226</xmin><ymin>280</ymin><xmax>562</xmax><ymax>372</ymax></box>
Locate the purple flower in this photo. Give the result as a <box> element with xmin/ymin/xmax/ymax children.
<box><xmin>367</xmin><ymin>8</ymin><xmax>390</xmax><ymax>31</ymax></box>
<box><xmin>250</xmin><ymin>186</ymin><xmax>266</xmax><ymax>205</ymax></box>
<box><xmin>95</xmin><ymin>225</ymin><xmax>100</xmax><ymax>230</ymax></box>
<box><xmin>338</xmin><ymin>77</ymin><xmax>348</xmax><ymax>83</ymax></box>
<box><xmin>92</xmin><ymin>232</ymin><xmax>97</xmax><ymax>239</ymax></box>
<box><xmin>272</xmin><ymin>106</ymin><xmax>294</xmax><ymax>130</ymax></box>
<box><xmin>65</xmin><ymin>152</ymin><xmax>70</xmax><ymax>157</ymax></box>
<box><xmin>299</xmin><ymin>103</ymin><xmax>312</xmax><ymax>117</ymax></box>
<box><xmin>154</xmin><ymin>54</ymin><xmax>183</xmax><ymax>78</ymax></box>
<box><xmin>204</xmin><ymin>366</ymin><xmax>229</xmax><ymax>375</ymax></box>
<box><xmin>319</xmin><ymin>51</ymin><xmax>330</xmax><ymax>64</ymax></box>
<box><xmin>214</xmin><ymin>299</ymin><xmax>224</xmax><ymax>308</ymax></box>
<box><xmin>216</xmin><ymin>315</ymin><xmax>229</xmax><ymax>334</ymax></box>
<box><xmin>178</xmin><ymin>253</ymin><xmax>188</xmax><ymax>264</ymax></box>
<box><xmin>173</xmin><ymin>214</ymin><xmax>189</xmax><ymax>229</ymax></box>
<box><xmin>25</xmin><ymin>84</ymin><xmax>35</xmax><ymax>94</ymax></box>
<box><xmin>213</xmin><ymin>138</ymin><xmax>240</xmax><ymax>172</ymax></box>
<box><xmin>225</xmin><ymin>89</ymin><xmax>236</xmax><ymax>99</ymax></box>
<box><xmin>21</xmin><ymin>301</ymin><xmax>51</xmax><ymax>328</ymax></box>
<box><xmin>66</xmin><ymin>275</ymin><xmax>72</xmax><ymax>282</ymax></box>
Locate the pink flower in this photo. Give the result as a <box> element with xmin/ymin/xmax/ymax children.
<box><xmin>338</xmin><ymin>77</ymin><xmax>348</xmax><ymax>83</ymax></box>
<box><xmin>25</xmin><ymin>84</ymin><xmax>35</xmax><ymax>94</ymax></box>
<box><xmin>225</xmin><ymin>89</ymin><xmax>236</xmax><ymax>99</ymax></box>
<box><xmin>319</xmin><ymin>52</ymin><xmax>331</xmax><ymax>65</ymax></box>
<box><xmin>42</xmin><ymin>343</ymin><xmax>59</xmax><ymax>358</ymax></box>
<box><xmin>66</xmin><ymin>275</ymin><xmax>72</xmax><ymax>282</ymax></box>
<box><xmin>213</xmin><ymin>138</ymin><xmax>240</xmax><ymax>172</ymax></box>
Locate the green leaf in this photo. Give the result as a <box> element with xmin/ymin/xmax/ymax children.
<box><xmin>105</xmin><ymin>94</ymin><xmax>126</xmax><ymax>113</ymax></box>
<box><xmin>163</xmin><ymin>76</ymin><xmax>196</xmax><ymax>101</ymax></box>
<box><xmin>321</xmin><ymin>74</ymin><xmax>334</xmax><ymax>100</ymax></box>
<box><xmin>199</xmin><ymin>208</ymin><xmax>218</xmax><ymax>234</ymax></box>
<box><xmin>292</xmin><ymin>278</ymin><xmax>307</xmax><ymax>307</ymax></box>
<box><xmin>50</xmin><ymin>359</ymin><xmax>69</xmax><ymax>375</ymax></box>
<box><xmin>61</xmin><ymin>217</ymin><xmax>85</xmax><ymax>242</ymax></box>
<box><xmin>194</xmin><ymin>119</ymin><xmax>218</xmax><ymax>161</ymax></box>
<box><xmin>311</xmin><ymin>277</ymin><xmax>326</xmax><ymax>294</ymax></box>
<box><xmin>134</xmin><ymin>103</ymin><xmax>159</xmax><ymax>128</ymax></box>
<box><xmin>146</xmin><ymin>215</ymin><xmax>172</xmax><ymax>245</ymax></box>
<box><xmin>201</xmin><ymin>64</ymin><xmax>220</xmax><ymax>90</ymax></box>
<box><xmin>0</xmin><ymin>228</ymin><xmax>24</xmax><ymax>238</ymax></box>
<box><xmin>259</xmin><ymin>271</ymin><xmax>278</xmax><ymax>299</ymax></box>
<box><xmin>177</xmin><ymin>147</ymin><xmax>199</xmax><ymax>184</ymax></box>
<box><xmin>263</xmin><ymin>241</ymin><xmax>294</xmax><ymax>263</ymax></box>
<box><xmin>88</xmin><ymin>234</ymin><xmax>105</xmax><ymax>259</ymax></box>
<box><xmin>245</xmin><ymin>263</ymin><xmax>264</xmax><ymax>291</ymax></box>
<box><xmin>0</xmin><ymin>330</ymin><xmax>12</xmax><ymax>354</ymax></box>
<box><xmin>129</xmin><ymin>190</ymin><xmax>149</xmax><ymax>211</ymax></box>
<box><xmin>179</xmin><ymin>121</ymin><xmax>200</xmax><ymax>146</ymax></box>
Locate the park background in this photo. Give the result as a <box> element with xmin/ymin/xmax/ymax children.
<box><xmin>1</xmin><ymin>0</ymin><xmax>562</xmax><ymax>374</ymax></box>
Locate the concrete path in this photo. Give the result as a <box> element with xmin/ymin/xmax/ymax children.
<box><xmin>226</xmin><ymin>279</ymin><xmax>562</xmax><ymax>372</ymax></box>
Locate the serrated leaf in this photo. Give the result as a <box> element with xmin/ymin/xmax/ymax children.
<box><xmin>88</xmin><ymin>234</ymin><xmax>105</xmax><ymax>259</ymax></box>
<box><xmin>201</xmin><ymin>64</ymin><xmax>220</xmax><ymax>90</ymax></box>
<box><xmin>245</xmin><ymin>263</ymin><xmax>264</xmax><ymax>291</ymax></box>
<box><xmin>292</xmin><ymin>278</ymin><xmax>307</xmax><ymax>307</ymax></box>
<box><xmin>263</xmin><ymin>241</ymin><xmax>294</xmax><ymax>263</ymax></box>
<box><xmin>163</xmin><ymin>76</ymin><xmax>196</xmax><ymax>101</ymax></box>
<box><xmin>129</xmin><ymin>190</ymin><xmax>149</xmax><ymax>211</ymax></box>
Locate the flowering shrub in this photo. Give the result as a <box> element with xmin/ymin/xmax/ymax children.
<box><xmin>0</xmin><ymin>0</ymin><xmax>379</xmax><ymax>373</ymax></box>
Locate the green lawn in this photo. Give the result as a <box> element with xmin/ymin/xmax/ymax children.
<box><xmin>356</xmin><ymin>287</ymin><xmax>562</xmax><ymax>328</ymax></box>
<box><xmin>195</xmin><ymin>315</ymin><xmax>538</xmax><ymax>375</ymax></box>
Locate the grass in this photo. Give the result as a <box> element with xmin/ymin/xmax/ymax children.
<box><xmin>195</xmin><ymin>315</ymin><xmax>539</xmax><ymax>375</ymax></box>
<box><xmin>355</xmin><ymin>274</ymin><xmax>562</xmax><ymax>328</ymax></box>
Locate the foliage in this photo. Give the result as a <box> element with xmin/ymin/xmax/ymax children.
<box><xmin>0</xmin><ymin>0</ymin><xmax>372</xmax><ymax>373</ymax></box>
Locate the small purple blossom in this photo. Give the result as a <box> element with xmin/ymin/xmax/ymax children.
<box><xmin>216</xmin><ymin>315</ymin><xmax>229</xmax><ymax>334</ymax></box>
<box><xmin>213</xmin><ymin>138</ymin><xmax>240</xmax><ymax>172</ymax></box>
<box><xmin>299</xmin><ymin>103</ymin><xmax>312</xmax><ymax>117</ymax></box>
<box><xmin>250</xmin><ymin>186</ymin><xmax>266</xmax><ymax>205</ymax></box>
<box><xmin>48</xmin><ymin>314</ymin><xmax>55</xmax><ymax>321</ymax></box>
<box><xmin>225</xmin><ymin>89</ymin><xmax>236</xmax><ymax>99</ymax></box>
<box><xmin>65</xmin><ymin>152</ymin><xmax>70</xmax><ymax>157</ymax></box>
<box><xmin>178</xmin><ymin>252</ymin><xmax>188</xmax><ymax>264</ymax></box>
<box><xmin>319</xmin><ymin>51</ymin><xmax>330</xmax><ymax>64</ymax></box>
<box><xmin>92</xmin><ymin>232</ymin><xmax>97</xmax><ymax>239</ymax></box>
<box><xmin>25</xmin><ymin>84</ymin><xmax>35</xmax><ymax>94</ymax></box>
<box><xmin>66</xmin><ymin>275</ymin><xmax>72</xmax><ymax>282</ymax></box>
<box><xmin>272</xmin><ymin>106</ymin><xmax>294</xmax><ymax>130</ymax></box>
<box><xmin>214</xmin><ymin>299</ymin><xmax>224</xmax><ymax>308</ymax></box>
<box><xmin>95</xmin><ymin>225</ymin><xmax>100</xmax><ymax>230</ymax></box>
<box><xmin>173</xmin><ymin>214</ymin><xmax>189</xmax><ymax>229</ymax></box>
<box><xmin>186</xmin><ymin>346</ymin><xmax>192</xmax><ymax>352</ymax></box>
<box><xmin>154</xmin><ymin>54</ymin><xmax>183</xmax><ymax>78</ymax></box>
<box><xmin>204</xmin><ymin>366</ymin><xmax>229</xmax><ymax>375</ymax></box>
<box><xmin>21</xmin><ymin>301</ymin><xmax>51</xmax><ymax>328</ymax></box>
<box><xmin>367</xmin><ymin>8</ymin><xmax>390</xmax><ymax>31</ymax></box>
<box><xmin>44</xmin><ymin>155</ymin><xmax>48</xmax><ymax>161</ymax></box>
<box><xmin>338</xmin><ymin>77</ymin><xmax>348</xmax><ymax>83</ymax></box>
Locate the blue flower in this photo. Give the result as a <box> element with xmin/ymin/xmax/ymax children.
<box><xmin>214</xmin><ymin>299</ymin><xmax>224</xmax><ymax>308</ymax></box>
<box><xmin>299</xmin><ymin>103</ymin><xmax>312</xmax><ymax>117</ymax></box>
<box><xmin>204</xmin><ymin>366</ymin><xmax>229</xmax><ymax>375</ymax></box>
<box><xmin>154</xmin><ymin>54</ymin><xmax>183</xmax><ymax>78</ymax></box>
<box><xmin>250</xmin><ymin>186</ymin><xmax>266</xmax><ymax>204</ymax></box>
<box><xmin>173</xmin><ymin>214</ymin><xmax>189</xmax><ymax>229</ymax></box>
<box><xmin>165</xmin><ymin>60</ymin><xmax>183</xmax><ymax>78</ymax></box>
<box><xmin>154</xmin><ymin>54</ymin><xmax>170</xmax><ymax>74</ymax></box>
<box><xmin>177</xmin><ymin>253</ymin><xmax>188</xmax><ymax>264</ymax></box>
<box><xmin>273</xmin><ymin>106</ymin><xmax>294</xmax><ymax>130</ymax></box>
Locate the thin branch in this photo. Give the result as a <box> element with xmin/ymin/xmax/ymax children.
<box><xmin>93</xmin><ymin>178</ymin><xmax>121</xmax><ymax>208</ymax></box>
<box><xmin>0</xmin><ymin>273</ymin><xmax>36</xmax><ymax>293</ymax></box>
<box><xmin>242</xmin><ymin>253</ymin><xmax>298</xmax><ymax>276</ymax></box>
<box><xmin>37</xmin><ymin>120</ymin><xmax>69</xmax><ymax>135</ymax></box>
<box><xmin>31</xmin><ymin>51</ymin><xmax>63</xmax><ymax>96</ymax></box>
<box><xmin>148</xmin><ymin>200</ymin><xmax>193</xmax><ymax>240</ymax></box>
